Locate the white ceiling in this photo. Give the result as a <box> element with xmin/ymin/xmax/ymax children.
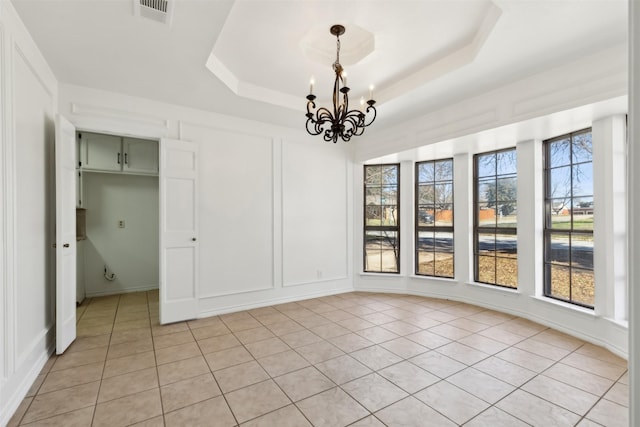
<box><xmin>11</xmin><ymin>0</ymin><xmax>628</xmax><ymax>130</ymax></box>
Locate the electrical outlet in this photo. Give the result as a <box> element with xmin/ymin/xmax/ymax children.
<box><xmin>118</xmin><ymin>220</ymin><xmax>125</xmax><ymax>228</ymax></box>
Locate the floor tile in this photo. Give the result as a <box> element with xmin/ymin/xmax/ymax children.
<box><xmin>265</xmin><ymin>319</ymin><xmax>305</xmax><ymax>336</ymax></box>
<box><xmin>315</xmin><ymin>354</ymin><xmax>372</xmax><ymax>384</ymax></box>
<box><xmin>351</xmin><ymin>345</ymin><xmax>403</xmax><ymax>371</ymax></box>
<box><xmin>240</xmin><ymin>404</ymin><xmax>312</xmax><ymax>427</ymax></box>
<box><xmin>274</xmin><ymin>366</ymin><xmax>335</xmax><ymax>402</ymax></box>
<box><xmin>157</xmin><ymin>355</ymin><xmax>210</xmax><ymax>386</ymax></box>
<box><xmin>295</xmin><ymin>340</ymin><xmax>344</xmax><ymax>364</ymax></box>
<box><xmin>214</xmin><ymin>360</ymin><xmax>270</xmax><ymax>392</ymax></box>
<box><xmin>164</xmin><ymin>395</ymin><xmax>236</xmax><ymax>427</ymax></box>
<box><xmin>244</xmin><ymin>336</ymin><xmax>289</xmax><ymax>358</ymax></box>
<box><xmin>190</xmin><ymin>322</ymin><xmax>231</xmax><ymax>340</ymax></box>
<box><xmin>26</xmin><ymin>374</ymin><xmax>46</xmax><ymax>397</ymax></box>
<box><xmin>110</xmin><ymin>327</ymin><xmax>151</xmax><ymax>345</ymax></box>
<box><xmin>604</xmin><ymin>382</ymin><xmax>629</xmax><ymax>406</ymax></box>
<box><xmin>530</xmin><ymin>328</ymin><xmax>585</xmax><ymax>351</ymax></box>
<box><xmin>495</xmin><ymin>346</ymin><xmax>555</xmax><ymax>372</ymax></box>
<box><xmin>473</xmin><ymin>356</ymin><xmax>537</xmax><ymax>387</ymax></box>
<box><xmin>155</xmin><ymin>341</ymin><xmax>202</xmax><ymax>365</ymax></box>
<box><xmin>234</xmin><ymin>326</ymin><xmax>276</xmax><ymax>344</ymax></box>
<box><xmin>435</xmin><ymin>341</ymin><xmax>490</xmax><ymax>365</ymax></box>
<box><xmin>98</xmin><ymin>366</ymin><xmax>159</xmax><ymax>403</ymax></box>
<box><xmin>380</xmin><ymin>337</ymin><xmax>428</xmax><ymax>359</ymax></box>
<box><xmin>107</xmin><ymin>337</ymin><xmax>154</xmax><ymax>359</ymax></box>
<box><xmin>409</xmin><ymin>351</ymin><xmax>466</xmax><ymax>379</ymax></box>
<box><xmin>297</xmin><ymin>387</ymin><xmax>369</xmax><ymax>427</ymax></box>
<box><xmin>561</xmin><ymin>352</ymin><xmax>627</xmax><ymax>380</ymax></box>
<box><xmin>378</xmin><ymin>360</ymin><xmax>439</xmax><ymax>393</ymax></box>
<box><xmin>225</xmin><ymin>379</ymin><xmax>291</xmax><ymax>424</ymax></box>
<box><xmin>522</xmin><ymin>375</ymin><xmax>599</xmax><ymax>415</ymax></box>
<box><xmin>342</xmin><ymin>373</ymin><xmax>408</xmax><ymax>412</ymax></box>
<box><xmin>415</xmin><ymin>380</ymin><xmax>489</xmax><ymax>425</ymax></box>
<box><xmin>405</xmin><ymin>329</ymin><xmax>451</xmax><ymax>349</ymax></box>
<box><xmin>197</xmin><ymin>333</ymin><xmax>241</xmax><ymax>354</ymax></box>
<box><xmin>429</xmin><ymin>323</ymin><xmax>473</xmax><ymax>340</ymax></box>
<box><xmin>585</xmin><ymin>398</ymin><xmax>629</xmax><ymax>427</ymax></box>
<box><xmin>38</xmin><ymin>361</ymin><xmax>104</xmax><ymax>394</ymax></box>
<box><xmin>65</xmin><ymin>334</ymin><xmax>111</xmax><ymax>353</ymax></box>
<box><xmin>349</xmin><ymin>415</ymin><xmax>387</xmax><ymax>426</ymax></box>
<box><xmin>22</xmin><ymin>381</ymin><xmax>100</xmax><ymax>424</ymax></box>
<box><xmin>50</xmin><ymin>346</ymin><xmax>108</xmax><ymax>371</ymax></box>
<box><xmin>478</xmin><ymin>325</ymin><xmax>526</xmax><ymax>346</ymax></box>
<box><xmin>258</xmin><ymin>349</ymin><xmax>310</xmax><ymax>377</ymax></box>
<box><xmin>543</xmin><ymin>363</ymin><xmax>615</xmax><ymax>395</ymax></box>
<box><xmin>329</xmin><ymin>332</ymin><xmax>375</xmax><ymax>353</ymax></box>
<box><xmin>160</xmin><ymin>373</ymin><xmax>221</xmax><ymax>413</ymax></box>
<box><xmin>464</xmin><ymin>406</ymin><xmax>529</xmax><ymax>427</ymax></box>
<box><xmin>447</xmin><ymin>367</ymin><xmax>515</xmax><ymax>404</ymax></box>
<box><xmin>375</xmin><ymin>396</ymin><xmax>456</xmax><ymax>427</ymax></box>
<box><xmin>204</xmin><ymin>345</ymin><xmax>254</xmax><ymax>371</ymax></box>
<box><xmin>576</xmin><ymin>343</ymin><xmax>627</xmax><ymax>367</ymax></box>
<box><xmin>280</xmin><ymin>329</ymin><xmax>323</xmax><ymax>348</ymax></box>
<box><xmin>515</xmin><ymin>337</ymin><xmax>572</xmax><ymax>361</ymax></box>
<box><xmin>153</xmin><ymin>330</ymin><xmax>194</xmax><ymax>350</ymax></box>
<box><xmin>496</xmin><ymin>389</ymin><xmax>581</xmax><ymax>427</ymax></box>
<box><xmin>457</xmin><ymin>334</ymin><xmax>509</xmax><ymax>354</ymax></box>
<box><xmin>15</xmin><ymin>406</ymin><xmax>94</xmax><ymax>427</ymax></box>
<box><xmin>103</xmin><ymin>350</ymin><xmax>156</xmax><ymax>378</ymax></box>
<box><xmin>356</xmin><ymin>326</ymin><xmax>399</xmax><ymax>344</ymax></box>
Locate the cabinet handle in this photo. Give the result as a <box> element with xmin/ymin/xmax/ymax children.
<box><xmin>124</xmin><ymin>153</ymin><xmax>128</xmax><ymax>164</ymax></box>
<box><xmin>117</xmin><ymin>153</ymin><xmax>121</xmax><ymax>164</ymax></box>
<box><xmin>192</xmin><ymin>238</ymin><xmax>197</xmax><ymax>241</ymax></box>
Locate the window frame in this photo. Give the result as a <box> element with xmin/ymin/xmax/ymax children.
<box><xmin>473</xmin><ymin>147</ymin><xmax>518</xmax><ymax>288</ymax></box>
<box><xmin>543</xmin><ymin>128</ymin><xmax>594</xmax><ymax>309</ymax></box>
<box><xmin>414</xmin><ymin>159</ymin><xmax>455</xmax><ymax>278</ymax></box>
<box><xmin>363</xmin><ymin>163</ymin><xmax>401</xmax><ymax>274</ymax></box>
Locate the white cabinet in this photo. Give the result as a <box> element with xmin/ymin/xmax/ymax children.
<box><xmin>79</xmin><ymin>132</ymin><xmax>158</xmax><ymax>175</ymax></box>
<box><xmin>123</xmin><ymin>137</ymin><xmax>159</xmax><ymax>174</ymax></box>
<box><xmin>80</xmin><ymin>132</ymin><xmax>122</xmax><ymax>172</ymax></box>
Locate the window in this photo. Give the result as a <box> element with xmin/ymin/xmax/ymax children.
<box><xmin>474</xmin><ymin>148</ymin><xmax>518</xmax><ymax>288</ymax></box>
<box><xmin>364</xmin><ymin>164</ymin><xmax>400</xmax><ymax>273</ymax></box>
<box><xmin>415</xmin><ymin>159</ymin><xmax>454</xmax><ymax>277</ymax></box>
<box><xmin>544</xmin><ymin>129</ymin><xmax>594</xmax><ymax>307</ymax></box>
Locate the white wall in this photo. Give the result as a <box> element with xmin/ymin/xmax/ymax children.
<box><xmin>81</xmin><ymin>172</ymin><xmax>159</xmax><ymax>297</ymax></box>
<box><xmin>58</xmin><ymin>83</ymin><xmax>355</xmax><ymax>319</ymax></box>
<box><xmin>0</xmin><ymin>2</ymin><xmax>59</xmax><ymax>425</ymax></box>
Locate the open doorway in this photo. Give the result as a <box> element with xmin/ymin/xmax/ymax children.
<box><xmin>75</xmin><ymin>131</ymin><xmax>160</xmax><ymax>331</ymax></box>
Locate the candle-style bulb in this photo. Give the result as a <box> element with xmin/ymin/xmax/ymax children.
<box><xmin>360</xmin><ymin>96</ymin><xmax>365</xmax><ymax>111</ymax></box>
<box><xmin>310</xmin><ymin>76</ymin><xmax>315</xmax><ymax>95</ymax></box>
<box><xmin>369</xmin><ymin>84</ymin><xmax>375</xmax><ymax>100</ymax></box>
<box><xmin>343</xmin><ymin>71</ymin><xmax>348</xmax><ymax>87</ymax></box>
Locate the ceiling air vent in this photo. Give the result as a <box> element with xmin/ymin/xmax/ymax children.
<box><xmin>134</xmin><ymin>0</ymin><xmax>174</xmax><ymax>25</ymax></box>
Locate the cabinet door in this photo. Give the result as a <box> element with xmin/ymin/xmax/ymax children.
<box><xmin>123</xmin><ymin>137</ymin><xmax>158</xmax><ymax>174</ymax></box>
<box><xmin>80</xmin><ymin>132</ymin><xmax>122</xmax><ymax>171</ymax></box>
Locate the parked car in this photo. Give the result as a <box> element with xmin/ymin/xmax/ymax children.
<box><xmin>418</xmin><ymin>211</ymin><xmax>434</xmax><ymax>224</ymax></box>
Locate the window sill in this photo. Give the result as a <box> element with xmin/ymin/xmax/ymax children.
<box><xmin>359</xmin><ymin>272</ymin><xmax>404</xmax><ymax>278</ymax></box>
<box><xmin>530</xmin><ymin>295</ymin><xmax>596</xmax><ymax>316</ymax></box>
<box><xmin>465</xmin><ymin>281</ymin><xmax>521</xmax><ymax>295</ymax></box>
<box><xmin>410</xmin><ymin>275</ymin><xmax>456</xmax><ymax>284</ymax></box>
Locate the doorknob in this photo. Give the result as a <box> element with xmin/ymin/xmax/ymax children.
<box><xmin>63</xmin><ymin>243</ymin><xmax>70</xmax><ymax>248</ymax></box>
<box><xmin>192</xmin><ymin>237</ymin><xmax>197</xmax><ymax>241</ymax></box>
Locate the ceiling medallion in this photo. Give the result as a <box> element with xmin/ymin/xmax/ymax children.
<box><xmin>305</xmin><ymin>24</ymin><xmax>377</xmax><ymax>143</ymax></box>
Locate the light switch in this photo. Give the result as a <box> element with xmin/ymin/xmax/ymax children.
<box><xmin>118</xmin><ymin>220</ymin><xmax>125</xmax><ymax>228</ymax></box>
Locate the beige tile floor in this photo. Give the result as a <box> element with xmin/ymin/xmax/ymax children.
<box><xmin>8</xmin><ymin>291</ymin><xmax>629</xmax><ymax>426</ymax></box>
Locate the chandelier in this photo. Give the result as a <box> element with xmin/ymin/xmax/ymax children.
<box><xmin>305</xmin><ymin>25</ymin><xmax>377</xmax><ymax>143</ymax></box>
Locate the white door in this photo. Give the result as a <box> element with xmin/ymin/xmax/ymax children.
<box><xmin>55</xmin><ymin>115</ymin><xmax>77</xmax><ymax>354</ymax></box>
<box><xmin>159</xmin><ymin>139</ymin><xmax>199</xmax><ymax>324</ymax></box>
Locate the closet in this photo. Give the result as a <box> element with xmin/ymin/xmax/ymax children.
<box><xmin>76</xmin><ymin>131</ymin><xmax>159</xmax><ymax>302</ymax></box>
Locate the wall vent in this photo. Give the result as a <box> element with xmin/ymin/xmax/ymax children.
<box><xmin>133</xmin><ymin>0</ymin><xmax>174</xmax><ymax>25</ymax></box>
